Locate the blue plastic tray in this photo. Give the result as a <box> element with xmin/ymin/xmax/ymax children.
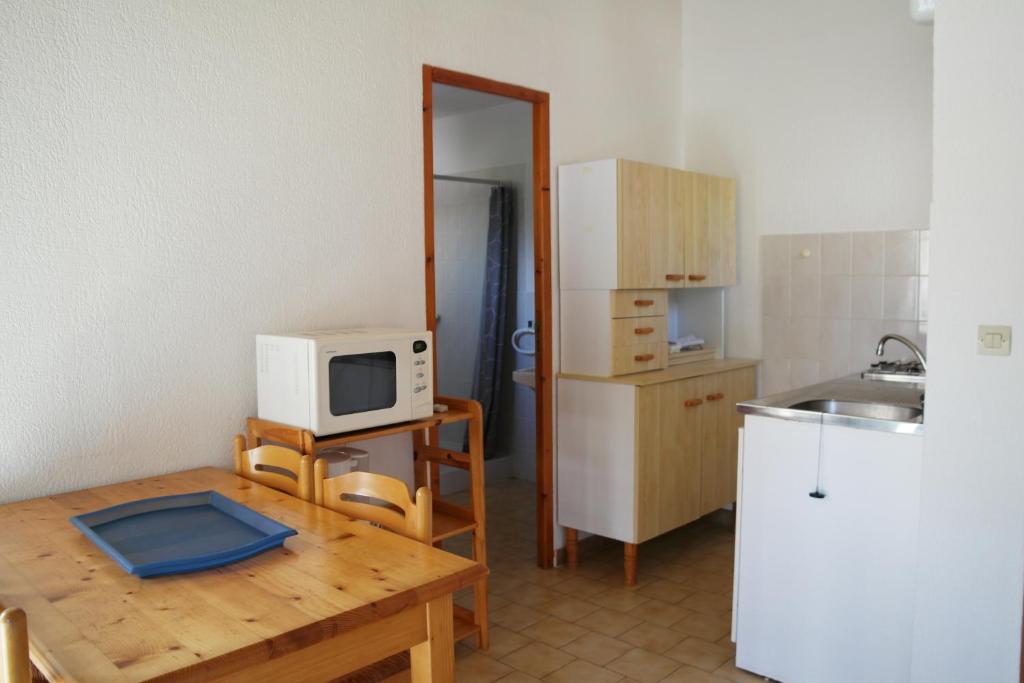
<box><xmin>70</xmin><ymin>490</ymin><xmax>297</xmax><ymax>578</ymax></box>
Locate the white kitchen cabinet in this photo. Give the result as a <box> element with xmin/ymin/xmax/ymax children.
<box><xmin>734</xmin><ymin>415</ymin><xmax>923</xmax><ymax>683</ymax></box>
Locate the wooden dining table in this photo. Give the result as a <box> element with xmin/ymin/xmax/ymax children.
<box><xmin>0</xmin><ymin>467</ymin><xmax>485</xmax><ymax>682</ymax></box>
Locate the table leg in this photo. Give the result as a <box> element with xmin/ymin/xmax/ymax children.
<box><xmin>410</xmin><ymin>594</ymin><xmax>455</xmax><ymax>683</ymax></box>
<box><xmin>565</xmin><ymin>528</ymin><xmax>578</xmax><ymax>569</ymax></box>
<box><xmin>624</xmin><ymin>542</ymin><xmax>638</xmax><ymax>587</ymax></box>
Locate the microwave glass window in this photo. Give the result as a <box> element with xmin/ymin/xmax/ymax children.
<box><xmin>329</xmin><ymin>352</ymin><xmax>398</xmax><ymax>416</ymax></box>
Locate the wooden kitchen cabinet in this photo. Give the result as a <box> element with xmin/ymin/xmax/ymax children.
<box><xmin>558</xmin><ymin>360</ymin><xmax>758</xmax><ymax>585</ymax></box>
<box><xmin>558</xmin><ymin>159</ymin><xmax>736</xmax><ymax>290</ymax></box>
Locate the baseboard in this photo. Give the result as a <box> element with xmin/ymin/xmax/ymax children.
<box><xmin>439</xmin><ymin>455</ymin><xmax>515</xmax><ymax>495</ymax></box>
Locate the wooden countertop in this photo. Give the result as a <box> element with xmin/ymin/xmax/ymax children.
<box><xmin>558</xmin><ymin>357</ymin><xmax>760</xmax><ymax>386</ymax></box>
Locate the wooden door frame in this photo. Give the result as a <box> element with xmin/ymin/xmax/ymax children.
<box><xmin>422</xmin><ymin>65</ymin><xmax>554</xmax><ymax>568</ymax></box>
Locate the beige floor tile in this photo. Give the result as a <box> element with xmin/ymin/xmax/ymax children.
<box><xmin>589</xmin><ymin>587</ymin><xmax>652</xmax><ymax>613</ymax></box>
<box><xmin>470</xmin><ymin>625</ymin><xmax>533</xmax><ymax>659</ymax></box>
<box><xmin>628</xmin><ymin>598</ymin><xmax>690</xmax><ymax>628</ymax></box>
<box><xmin>659</xmin><ymin>664</ymin><xmax>720</xmax><ymax>682</ymax></box>
<box><xmin>538</xmin><ymin>595</ymin><xmax>601</xmax><ymax>622</ymax></box>
<box><xmin>543</xmin><ymin>658</ymin><xmax>624</xmax><ymax>683</ymax></box>
<box><xmin>685</xmin><ymin>572</ymin><xmax>732</xmax><ymax>595</ymax></box>
<box><xmin>560</xmin><ymin>631</ymin><xmax>634</xmax><ymax>667</ymax></box>
<box><xmin>497</xmin><ymin>672</ymin><xmax>544</xmax><ymax>683</ymax></box>
<box><xmin>670</xmin><ymin>610</ymin><xmax>731</xmax><ymax>642</ymax></box>
<box><xmin>574</xmin><ymin>607</ymin><xmax>643</xmax><ymax>638</ymax></box>
<box><xmin>679</xmin><ymin>591</ymin><xmax>732</xmax><ymax>617</ymax></box>
<box><xmin>508</xmin><ymin>583</ymin><xmax>566</xmax><ymax>608</ymax></box>
<box><xmin>520</xmin><ymin>616</ymin><xmax>588</xmax><ymax>648</ymax></box>
<box><xmin>637</xmin><ymin>579</ymin><xmax>694</xmax><ymax>604</ymax></box>
<box><xmin>499</xmin><ymin>642</ymin><xmax>576</xmax><ymax>679</ymax></box>
<box><xmin>712</xmin><ymin>659</ymin><xmax>763</xmax><ymax>682</ymax></box>
<box><xmin>455</xmin><ymin>652</ymin><xmax>515</xmax><ymax>683</ymax></box>
<box><xmin>491</xmin><ymin>603</ymin><xmax>546</xmax><ymax>632</ymax></box>
<box><xmin>606</xmin><ymin>648</ymin><xmax>681</xmax><ymax>683</ymax></box>
<box><xmin>618</xmin><ymin>621</ymin><xmax>687</xmax><ymax>654</ymax></box>
<box><xmin>553</xmin><ymin>575</ymin><xmax>610</xmax><ymax>598</ymax></box>
<box><xmin>665</xmin><ymin>637</ymin><xmax>733</xmax><ymax>673</ymax></box>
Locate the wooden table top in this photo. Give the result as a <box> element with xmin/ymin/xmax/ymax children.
<box><xmin>0</xmin><ymin>467</ymin><xmax>486</xmax><ymax>683</ymax></box>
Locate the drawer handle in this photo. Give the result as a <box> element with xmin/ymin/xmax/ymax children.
<box><xmin>688</xmin><ymin>274</ymin><xmax>707</xmax><ymax>282</ymax></box>
<box><xmin>634</xmin><ymin>353</ymin><xmax>655</xmax><ymax>362</ymax></box>
<box><xmin>665</xmin><ymin>274</ymin><xmax>685</xmax><ymax>282</ymax></box>
<box><xmin>633</xmin><ymin>299</ymin><xmax>655</xmax><ymax>307</ymax></box>
<box><xmin>706</xmin><ymin>392</ymin><xmax>725</xmax><ymax>401</ymax></box>
<box><xmin>684</xmin><ymin>398</ymin><xmax>704</xmax><ymax>408</ymax></box>
<box><xmin>634</xmin><ymin>327</ymin><xmax>655</xmax><ymax>336</ymax></box>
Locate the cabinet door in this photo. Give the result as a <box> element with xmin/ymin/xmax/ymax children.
<box><xmin>700</xmin><ymin>367</ymin><xmax>756</xmax><ymax>515</ymax></box>
<box><xmin>734</xmin><ymin>415</ymin><xmax>824</xmax><ymax>683</ymax></box>
<box><xmin>665</xmin><ymin>169</ymin><xmax>688</xmax><ymax>287</ymax></box>
<box><xmin>618</xmin><ymin>160</ymin><xmax>669</xmax><ymax>289</ymax></box>
<box><xmin>684</xmin><ymin>172</ymin><xmax>710</xmax><ymax>287</ymax></box>
<box><xmin>635</xmin><ymin>377</ymin><xmax>703</xmax><ymax>541</ymax></box>
<box><xmin>802</xmin><ymin>425</ymin><xmax>923</xmax><ymax>683</ymax></box>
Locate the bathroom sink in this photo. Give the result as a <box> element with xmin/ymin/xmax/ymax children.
<box><xmin>787</xmin><ymin>399</ymin><xmax>922</xmax><ymax>422</ymax></box>
<box><xmin>512</xmin><ymin>367</ymin><xmax>536</xmax><ymax>390</ymax></box>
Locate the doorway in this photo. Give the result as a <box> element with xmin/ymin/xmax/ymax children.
<box><xmin>422</xmin><ymin>66</ymin><xmax>553</xmax><ymax>568</ymax></box>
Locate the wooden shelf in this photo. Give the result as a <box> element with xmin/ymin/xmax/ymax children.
<box><xmin>453</xmin><ymin>606</ymin><xmax>481</xmax><ymax>642</ymax></box>
<box><xmin>311</xmin><ymin>408</ymin><xmax>475</xmax><ymax>447</ymax></box>
<box><xmin>432</xmin><ymin>505</ymin><xmax>478</xmax><ymax>542</ymax></box>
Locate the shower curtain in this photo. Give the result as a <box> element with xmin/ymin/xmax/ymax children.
<box><xmin>469</xmin><ymin>185</ymin><xmax>515</xmax><ymax>456</ymax></box>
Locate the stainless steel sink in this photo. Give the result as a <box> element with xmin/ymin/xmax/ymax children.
<box><xmin>787</xmin><ymin>399</ymin><xmax>923</xmax><ymax>422</ymax></box>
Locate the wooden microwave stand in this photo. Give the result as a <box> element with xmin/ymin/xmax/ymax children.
<box><xmin>246</xmin><ymin>395</ymin><xmax>489</xmax><ymax>650</ymax></box>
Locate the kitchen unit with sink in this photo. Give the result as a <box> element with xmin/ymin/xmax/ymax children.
<box><xmin>733</xmin><ymin>345</ymin><xmax>926</xmax><ymax>683</ymax></box>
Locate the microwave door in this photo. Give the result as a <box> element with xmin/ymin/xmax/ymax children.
<box><xmin>328</xmin><ymin>351</ymin><xmax>398</xmax><ymax>418</ymax></box>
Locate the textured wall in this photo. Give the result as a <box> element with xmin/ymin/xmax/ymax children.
<box><xmin>912</xmin><ymin>0</ymin><xmax>1024</xmax><ymax>680</ymax></box>
<box><xmin>0</xmin><ymin>0</ymin><xmax>683</xmax><ymax>501</ymax></box>
<box><xmin>679</xmin><ymin>0</ymin><xmax>933</xmax><ymax>360</ymax></box>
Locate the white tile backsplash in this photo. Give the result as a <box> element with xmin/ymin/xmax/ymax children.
<box><xmin>882</xmin><ymin>276</ymin><xmax>919</xmax><ymax>321</ymax></box>
<box><xmin>884</xmin><ymin>230</ymin><xmax>920</xmax><ymax>275</ymax></box>
<box><xmin>851</xmin><ymin>275</ymin><xmax>885</xmax><ymax>320</ymax></box>
<box><xmin>821</xmin><ymin>232</ymin><xmax>852</xmax><ymax>275</ymax></box>
<box><xmin>762</xmin><ymin>230</ymin><xmax>928</xmax><ymax>392</ymax></box>
<box><xmin>852</xmin><ymin>231</ymin><xmax>886</xmax><ymax>275</ymax></box>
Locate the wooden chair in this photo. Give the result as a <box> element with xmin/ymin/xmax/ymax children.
<box><xmin>314</xmin><ymin>462</ymin><xmax>432</xmax><ymax>544</ymax></box>
<box><xmin>233</xmin><ymin>434</ymin><xmax>314</xmax><ymax>502</ymax></box>
<box><xmin>0</xmin><ymin>605</ymin><xmax>29</xmax><ymax>683</ymax></box>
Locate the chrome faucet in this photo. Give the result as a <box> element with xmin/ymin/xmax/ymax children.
<box><xmin>875</xmin><ymin>334</ymin><xmax>927</xmax><ymax>372</ymax></box>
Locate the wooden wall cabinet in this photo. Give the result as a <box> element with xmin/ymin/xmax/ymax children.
<box><xmin>557</xmin><ymin>361</ymin><xmax>757</xmax><ymax>584</ymax></box>
<box><xmin>558</xmin><ymin>159</ymin><xmax>736</xmax><ymax>290</ymax></box>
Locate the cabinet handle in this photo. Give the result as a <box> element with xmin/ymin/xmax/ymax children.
<box><xmin>684</xmin><ymin>398</ymin><xmax>704</xmax><ymax>408</ymax></box>
<box><xmin>665</xmin><ymin>274</ymin><xmax>685</xmax><ymax>282</ymax></box>
<box><xmin>634</xmin><ymin>353</ymin><xmax>655</xmax><ymax>362</ymax></box>
<box><xmin>633</xmin><ymin>299</ymin><xmax>655</xmax><ymax>307</ymax></box>
<box><xmin>688</xmin><ymin>274</ymin><xmax>707</xmax><ymax>282</ymax></box>
<box><xmin>706</xmin><ymin>392</ymin><xmax>725</xmax><ymax>401</ymax></box>
<box><xmin>634</xmin><ymin>327</ymin><xmax>655</xmax><ymax>336</ymax></box>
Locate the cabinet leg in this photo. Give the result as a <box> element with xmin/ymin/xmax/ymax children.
<box><xmin>624</xmin><ymin>542</ymin><xmax>638</xmax><ymax>587</ymax></box>
<box><xmin>565</xmin><ymin>528</ymin><xmax>578</xmax><ymax>569</ymax></box>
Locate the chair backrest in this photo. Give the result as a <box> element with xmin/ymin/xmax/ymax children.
<box><xmin>0</xmin><ymin>605</ymin><xmax>29</xmax><ymax>683</ymax></box>
<box><xmin>314</xmin><ymin>461</ymin><xmax>432</xmax><ymax>544</ymax></box>
<box><xmin>233</xmin><ymin>435</ymin><xmax>313</xmax><ymax>501</ymax></box>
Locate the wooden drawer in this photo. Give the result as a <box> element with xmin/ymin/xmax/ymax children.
<box><xmin>610</xmin><ymin>290</ymin><xmax>667</xmax><ymax>318</ymax></box>
<box><xmin>611</xmin><ymin>342</ymin><xmax>668</xmax><ymax>375</ymax></box>
<box><xmin>611</xmin><ymin>316</ymin><xmax>667</xmax><ymax>348</ymax></box>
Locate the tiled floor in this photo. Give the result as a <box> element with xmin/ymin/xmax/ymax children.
<box><xmin>386</xmin><ymin>478</ymin><xmax>764</xmax><ymax>683</ymax></box>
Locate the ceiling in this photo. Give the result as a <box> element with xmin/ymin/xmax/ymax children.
<box><xmin>432</xmin><ymin>83</ymin><xmax>519</xmax><ymax>119</ymax></box>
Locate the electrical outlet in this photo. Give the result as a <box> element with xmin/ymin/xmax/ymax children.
<box><xmin>978</xmin><ymin>325</ymin><xmax>1012</xmax><ymax>356</ymax></box>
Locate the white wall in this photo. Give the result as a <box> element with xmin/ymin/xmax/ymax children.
<box><xmin>0</xmin><ymin>0</ymin><xmax>683</xmax><ymax>502</ymax></box>
<box><xmin>680</xmin><ymin>0</ymin><xmax>933</xmax><ymax>360</ymax></box>
<box><xmin>912</xmin><ymin>1</ymin><xmax>1024</xmax><ymax>680</ymax></box>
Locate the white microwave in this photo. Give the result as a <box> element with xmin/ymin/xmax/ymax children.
<box><xmin>256</xmin><ymin>328</ymin><xmax>433</xmax><ymax>436</ymax></box>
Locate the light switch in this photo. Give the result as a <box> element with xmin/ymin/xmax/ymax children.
<box><xmin>978</xmin><ymin>325</ymin><xmax>1012</xmax><ymax>356</ymax></box>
